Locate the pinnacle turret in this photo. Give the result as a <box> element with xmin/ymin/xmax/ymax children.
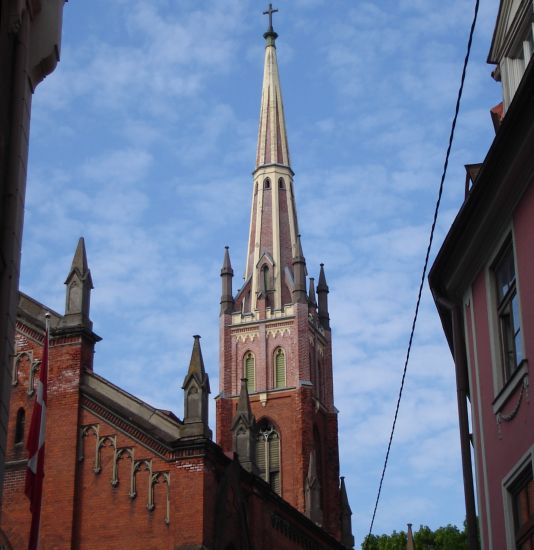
<box><xmin>308</xmin><ymin>277</ymin><xmax>317</xmax><ymax>309</ymax></box>
<box><xmin>182</xmin><ymin>336</ymin><xmax>211</xmax><ymax>439</ymax></box>
<box><xmin>231</xmin><ymin>378</ymin><xmax>256</xmax><ymax>473</ymax></box>
<box><xmin>317</xmin><ymin>263</ymin><xmax>330</xmax><ymax>330</ymax></box>
<box><xmin>61</xmin><ymin>237</ymin><xmax>93</xmax><ymax>330</ymax></box>
<box><xmin>292</xmin><ymin>234</ymin><xmax>307</xmax><ymax>304</ymax></box>
<box><xmin>220</xmin><ymin>246</ymin><xmax>234</xmax><ymax>315</ymax></box>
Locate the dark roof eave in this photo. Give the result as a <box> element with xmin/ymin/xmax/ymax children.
<box><xmin>429</xmin><ymin>55</ymin><xmax>534</xmax><ymax>301</ymax></box>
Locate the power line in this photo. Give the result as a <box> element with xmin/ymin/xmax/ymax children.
<box><xmin>364</xmin><ymin>0</ymin><xmax>480</xmax><ymax>544</ymax></box>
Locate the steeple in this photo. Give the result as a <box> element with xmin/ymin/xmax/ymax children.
<box><xmin>217</xmin><ymin>6</ymin><xmax>344</xmax><ymax>538</ymax></box>
<box><xmin>182</xmin><ymin>335</ymin><xmax>211</xmax><ymax>439</ymax></box>
<box><xmin>231</xmin><ymin>378</ymin><xmax>256</xmax><ymax>473</ymax></box>
<box><xmin>220</xmin><ymin>246</ymin><xmax>234</xmax><ymax>315</ymax></box>
<box><xmin>244</xmin><ymin>6</ymin><xmax>300</xmax><ymax>313</ymax></box>
<box><xmin>256</xmin><ymin>4</ymin><xmax>290</xmax><ymax>169</ymax></box>
<box><xmin>61</xmin><ymin>237</ymin><xmax>93</xmax><ymax>330</ymax></box>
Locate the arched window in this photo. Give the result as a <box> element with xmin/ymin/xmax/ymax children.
<box><xmin>15</xmin><ymin>408</ymin><xmax>25</xmax><ymax>445</ymax></box>
<box><xmin>274</xmin><ymin>348</ymin><xmax>286</xmax><ymax>388</ymax></box>
<box><xmin>256</xmin><ymin>420</ymin><xmax>281</xmax><ymax>494</ymax></box>
<box><xmin>264</xmin><ymin>178</ymin><xmax>271</xmax><ymax>189</ymax></box>
<box><xmin>244</xmin><ymin>352</ymin><xmax>255</xmax><ymax>393</ymax></box>
<box><xmin>278</xmin><ymin>177</ymin><xmax>285</xmax><ymax>189</ymax></box>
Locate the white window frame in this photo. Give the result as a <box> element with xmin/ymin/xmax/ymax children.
<box><xmin>499</xmin><ymin>2</ymin><xmax>534</xmax><ymax>111</ymax></box>
<box><xmin>485</xmin><ymin>230</ymin><xmax>527</xmax><ymax>413</ymax></box>
<box><xmin>502</xmin><ymin>446</ymin><xmax>534</xmax><ymax>549</ymax></box>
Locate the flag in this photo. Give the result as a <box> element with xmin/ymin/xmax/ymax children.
<box><xmin>25</xmin><ymin>316</ymin><xmax>49</xmax><ymax>550</ymax></box>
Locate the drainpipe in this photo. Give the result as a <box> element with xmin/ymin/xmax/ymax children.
<box><xmin>436</xmin><ymin>295</ymin><xmax>479</xmax><ymax>550</ymax></box>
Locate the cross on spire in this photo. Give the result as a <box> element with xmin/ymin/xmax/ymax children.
<box><xmin>263</xmin><ymin>3</ymin><xmax>278</xmax><ymax>32</ymax></box>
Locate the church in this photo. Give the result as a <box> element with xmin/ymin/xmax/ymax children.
<box><xmin>1</xmin><ymin>9</ymin><xmax>354</xmax><ymax>550</ymax></box>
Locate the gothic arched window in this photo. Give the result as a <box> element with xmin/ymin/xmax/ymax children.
<box><xmin>278</xmin><ymin>177</ymin><xmax>285</xmax><ymax>189</ymax></box>
<box><xmin>264</xmin><ymin>178</ymin><xmax>271</xmax><ymax>190</ymax></box>
<box><xmin>274</xmin><ymin>348</ymin><xmax>286</xmax><ymax>388</ymax></box>
<box><xmin>244</xmin><ymin>352</ymin><xmax>256</xmax><ymax>393</ymax></box>
<box><xmin>15</xmin><ymin>407</ymin><xmax>25</xmax><ymax>446</ymax></box>
<box><xmin>256</xmin><ymin>420</ymin><xmax>281</xmax><ymax>494</ymax></box>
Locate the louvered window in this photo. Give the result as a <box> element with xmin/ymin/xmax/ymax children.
<box><xmin>244</xmin><ymin>353</ymin><xmax>255</xmax><ymax>393</ymax></box>
<box><xmin>256</xmin><ymin>422</ymin><xmax>281</xmax><ymax>495</ymax></box>
<box><xmin>274</xmin><ymin>348</ymin><xmax>286</xmax><ymax>388</ymax></box>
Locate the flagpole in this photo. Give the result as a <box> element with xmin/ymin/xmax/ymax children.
<box><xmin>25</xmin><ymin>311</ymin><xmax>49</xmax><ymax>550</ymax></box>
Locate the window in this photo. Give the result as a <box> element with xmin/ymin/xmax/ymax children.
<box><xmin>510</xmin><ymin>465</ymin><xmax>534</xmax><ymax>549</ymax></box>
<box><xmin>278</xmin><ymin>178</ymin><xmax>285</xmax><ymax>189</ymax></box>
<box><xmin>15</xmin><ymin>408</ymin><xmax>25</xmax><ymax>446</ymax></box>
<box><xmin>264</xmin><ymin>178</ymin><xmax>271</xmax><ymax>190</ymax></box>
<box><xmin>494</xmin><ymin>242</ymin><xmax>524</xmax><ymax>382</ymax></box>
<box><xmin>499</xmin><ymin>9</ymin><xmax>534</xmax><ymax>111</ymax></box>
<box><xmin>274</xmin><ymin>348</ymin><xmax>286</xmax><ymax>388</ymax></box>
<box><xmin>256</xmin><ymin>420</ymin><xmax>281</xmax><ymax>494</ymax></box>
<box><xmin>244</xmin><ymin>352</ymin><xmax>255</xmax><ymax>393</ymax></box>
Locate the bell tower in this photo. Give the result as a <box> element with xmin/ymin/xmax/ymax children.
<box><xmin>216</xmin><ymin>5</ymin><xmax>351</xmax><ymax>543</ymax></box>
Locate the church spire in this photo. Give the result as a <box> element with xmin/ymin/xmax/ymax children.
<box><xmin>256</xmin><ymin>4</ymin><xmax>290</xmax><ymax>170</ymax></box>
<box><xmin>244</xmin><ymin>8</ymin><xmax>300</xmax><ymax>313</ymax></box>
<box><xmin>217</xmin><ymin>8</ymin><xmax>343</xmax><ymax>536</ymax></box>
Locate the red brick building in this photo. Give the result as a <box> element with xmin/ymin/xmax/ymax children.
<box><xmin>1</xmin><ymin>15</ymin><xmax>353</xmax><ymax>550</ymax></box>
<box><xmin>429</xmin><ymin>1</ymin><xmax>534</xmax><ymax>548</ymax></box>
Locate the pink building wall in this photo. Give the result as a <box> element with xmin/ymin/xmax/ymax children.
<box><xmin>464</xmin><ymin>177</ymin><xmax>534</xmax><ymax>548</ymax></box>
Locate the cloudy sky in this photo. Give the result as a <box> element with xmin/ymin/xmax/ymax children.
<box><xmin>22</xmin><ymin>0</ymin><xmax>502</xmax><ymax>542</ymax></box>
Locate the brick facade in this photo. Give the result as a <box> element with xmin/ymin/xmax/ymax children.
<box><xmin>1</xmin><ymin>293</ymin><xmax>347</xmax><ymax>549</ymax></box>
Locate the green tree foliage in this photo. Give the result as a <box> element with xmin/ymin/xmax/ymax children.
<box><xmin>361</xmin><ymin>523</ymin><xmax>468</xmax><ymax>550</ymax></box>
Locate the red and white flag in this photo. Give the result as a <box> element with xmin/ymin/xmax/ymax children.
<box><xmin>25</xmin><ymin>316</ymin><xmax>49</xmax><ymax>550</ymax></box>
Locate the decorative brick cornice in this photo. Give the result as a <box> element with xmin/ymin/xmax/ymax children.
<box><xmin>16</xmin><ymin>320</ymin><xmax>88</xmax><ymax>348</ymax></box>
<box><xmin>16</xmin><ymin>321</ymin><xmax>44</xmax><ymax>345</ymax></box>
<box><xmin>81</xmin><ymin>395</ymin><xmax>171</xmax><ymax>458</ymax></box>
<box><xmin>81</xmin><ymin>395</ymin><xmax>216</xmax><ymax>462</ymax></box>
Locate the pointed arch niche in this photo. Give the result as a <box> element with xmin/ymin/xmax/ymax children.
<box><xmin>255</xmin><ymin>418</ymin><xmax>281</xmax><ymax>495</ymax></box>
<box><xmin>14</xmin><ymin>407</ymin><xmax>25</xmax><ymax>446</ymax></box>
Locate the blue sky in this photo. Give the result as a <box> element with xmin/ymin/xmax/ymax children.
<box><xmin>22</xmin><ymin>0</ymin><xmax>502</xmax><ymax>542</ymax></box>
